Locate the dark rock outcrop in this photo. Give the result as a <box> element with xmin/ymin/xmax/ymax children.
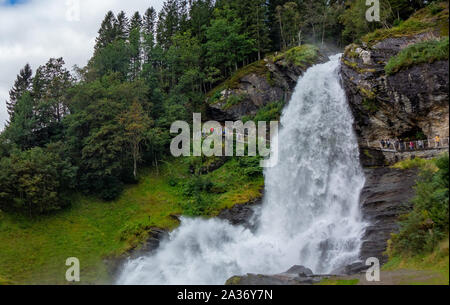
<box><xmin>217</xmin><ymin>197</ymin><xmax>262</xmax><ymax>230</ymax></box>
<box><xmin>226</xmin><ymin>265</ymin><xmax>324</xmax><ymax>285</ymax></box>
<box><xmin>106</xmin><ymin>227</ymin><xmax>169</xmax><ymax>281</ymax></box>
<box><xmin>341</xmin><ymin>34</ymin><xmax>449</xmax><ymax>145</ymax></box>
<box><xmin>125</xmin><ymin>228</ymin><xmax>169</xmax><ymax>259</ymax></box>
<box><xmin>343</xmin><ymin>60</ymin><xmax>449</xmax><ymax>144</ymax></box>
<box><xmin>285</xmin><ymin>265</ymin><xmax>314</xmax><ymax>277</ymax></box>
<box><xmin>358</xmin><ymin>167</ymin><xmax>419</xmax><ymax>264</ymax></box>
<box><xmin>359</xmin><ymin>147</ymin><xmax>387</xmax><ymax>167</ymax></box>
<box><xmin>207</xmin><ymin>48</ymin><xmax>326</xmax><ymax>121</ymax></box>
<box><xmin>359</xmin><ymin>146</ymin><xmax>449</xmax><ymax>167</ymax></box>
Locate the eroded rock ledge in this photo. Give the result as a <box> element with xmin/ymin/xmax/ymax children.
<box><xmin>206</xmin><ymin>46</ymin><xmax>326</xmax><ymax>121</ymax></box>
<box><xmin>341</xmin><ymin>34</ymin><xmax>449</xmax><ymax>145</ymax></box>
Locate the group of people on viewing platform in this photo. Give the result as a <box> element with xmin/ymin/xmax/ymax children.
<box><xmin>379</xmin><ymin>135</ymin><xmax>447</xmax><ymax>151</ymax></box>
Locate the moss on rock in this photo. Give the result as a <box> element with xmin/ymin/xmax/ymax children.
<box><xmin>363</xmin><ymin>2</ymin><xmax>449</xmax><ymax>47</ymax></box>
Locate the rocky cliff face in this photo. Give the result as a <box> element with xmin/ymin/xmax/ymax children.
<box><xmin>341</xmin><ymin>4</ymin><xmax>449</xmax><ymax>145</ymax></box>
<box><xmin>340</xmin><ymin>3</ymin><xmax>449</xmax><ymax>275</ymax></box>
<box><xmin>342</xmin><ymin>41</ymin><xmax>449</xmax><ymax>145</ymax></box>
<box><xmin>358</xmin><ymin>167</ymin><xmax>419</xmax><ymax>265</ymax></box>
<box><xmin>206</xmin><ymin>45</ymin><xmax>326</xmax><ymax>121</ymax></box>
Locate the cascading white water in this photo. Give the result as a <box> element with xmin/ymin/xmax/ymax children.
<box><xmin>117</xmin><ymin>54</ymin><xmax>367</xmax><ymax>285</ymax></box>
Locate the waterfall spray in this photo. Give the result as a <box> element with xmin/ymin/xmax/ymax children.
<box><xmin>117</xmin><ymin>54</ymin><xmax>367</xmax><ymax>285</ymax></box>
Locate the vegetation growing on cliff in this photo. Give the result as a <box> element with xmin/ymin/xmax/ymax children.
<box><xmin>207</xmin><ymin>43</ymin><xmax>318</xmax><ymax>104</ymax></box>
<box><xmin>271</xmin><ymin>44</ymin><xmax>319</xmax><ymax>68</ymax></box>
<box><xmin>383</xmin><ymin>238</ymin><xmax>449</xmax><ymax>285</ymax></box>
<box><xmin>388</xmin><ymin>154</ymin><xmax>449</xmax><ymax>256</ymax></box>
<box><xmin>362</xmin><ymin>1</ymin><xmax>449</xmax><ymax>46</ymax></box>
<box><xmin>385</xmin><ymin>37</ymin><xmax>449</xmax><ymax>75</ymax></box>
<box><xmin>242</xmin><ymin>101</ymin><xmax>285</xmax><ymax>123</ymax></box>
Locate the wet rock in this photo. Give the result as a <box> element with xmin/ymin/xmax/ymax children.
<box><xmin>333</xmin><ymin>261</ymin><xmax>368</xmax><ymax>275</ymax></box>
<box><xmin>217</xmin><ymin>197</ymin><xmax>262</xmax><ymax>230</ymax></box>
<box><xmin>225</xmin><ymin>265</ymin><xmax>333</xmax><ymax>285</ymax></box>
<box><xmin>226</xmin><ymin>266</ymin><xmax>323</xmax><ymax>286</ymax></box>
<box><xmin>127</xmin><ymin>228</ymin><xmax>169</xmax><ymax>259</ymax></box>
<box><xmin>105</xmin><ymin>227</ymin><xmax>169</xmax><ymax>282</ymax></box>
<box><xmin>284</xmin><ymin>265</ymin><xmax>313</xmax><ymax>277</ymax></box>
<box><xmin>358</xmin><ymin>167</ymin><xmax>419</xmax><ymax>264</ymax></box>
<box><xmin>359</xmin><ymin>147</ymin><xmax>387</xmax><ymax>167</ymax></box>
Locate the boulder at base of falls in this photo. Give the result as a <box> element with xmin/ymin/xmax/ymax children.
<box><xmin>225</xmin><ymin>266</ymin><xmax>325</xmax><ymax>285</ymax></box>
<box><xmin>105</xmin><ymin>227</ymin><xmax>169</xmax><ymax>280</ymax></box>
<box><xmin>217</xmin><ymin>196</ymin><xmax>262</xmax><ymax>230</ymax></box>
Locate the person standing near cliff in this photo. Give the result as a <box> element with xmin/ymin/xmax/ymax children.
<box><xmin>394</xmin><ymin>139</ymin><xmax>400</xmax><ymax>151</ymax></box>
<box><xmin>418</xmin><ymin>140</ymin><xmax>424</xmax><ymax>150</ymax></box>
<box><xmin>435</xmin><ymin>135</ymin><xmax>441</xmax><ymax>147</ymax></box>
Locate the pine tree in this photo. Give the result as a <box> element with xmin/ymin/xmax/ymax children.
<box><xmin>143</xmin><ymin>7</ymin><xmax>157</xmax><ymax>65</ymax></box>
<box><xmin>115</xmin><ymin>11</ymin><xmax>129</xmax><ymax>41</ymax></box>
<box><xmin>6</xmin><ymin>92</ymin><xmax>37</xmax><ymax>149</ymax></box>
<box><xmin>94</xmin><ymin>11</ymin><xmax>117</xmax><ymax>52</ymax></box>
<box><xmin>32</xmin><ymin>58</ymin><xmax>72</xmax><ymax>145</ymax></box>
<box><xmin>268</xmin><ymin>0</ymin><xmax>291</xmax><ymax>51</ymax></box>
<box><xmin>129</xmin><ymin>12</ymin><xmax>143</xmax><ymax>80</ymax></box>
<box><xmin>156</xmin><ymin>0</ymin><xmax>181</xmax><ymax>49</ymax></box>
<box><xmin>143</xmin><ymin>7</ymin><xmax>157</xmax><ymax>39</ymax></box>
<box><xmin>178</xmin><ymin>0</ymin><xmax>190</xmax><ymax>33</ymax></box>
<box><xmin>188</xmin><ymin>0</ymin><xmax>214</xmax><ymax>41</ymax></box>
<box><xmin>7</xmin><ymin>63</ymin><xmax>33</xmax><ymax>121</ymax></box>
<box><xmin>245</xmin><ymin>0</ymin><xmax>271</xmax><ymax>60</ymax></box>
<box><xmin>205</xmin><ymin>6</ymin><xmax>256</xmax><ymax>76</ymax></box>
<box><xmin>276</xmin><ymin>2</ymin><xmax>302</xmax><ymax>49</ymax></box>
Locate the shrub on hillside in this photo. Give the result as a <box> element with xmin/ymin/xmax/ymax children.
<box><xmin>0</xmin><ymin>146</ymin><xmax>77</xmax><ymax>215</ymax></box>
<box><xmin>385</xmin><ymin>37</ymin><xmax>449</xmax><ymax>75</ymax></box>
<box><xmin>388</xmin><ymin>154</ymin><xmax>449</xmax><ymax>256</ymax></box>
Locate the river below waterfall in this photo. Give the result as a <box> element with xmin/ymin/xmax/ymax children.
<box><xmin>117</xmin><ymin>54</ymin><xmax>367</xmax><ymax>285</ymax></box>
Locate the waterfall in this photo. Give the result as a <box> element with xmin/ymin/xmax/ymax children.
<box><xmin>117</xmin><ymin>54</ymin><xmax>367</xmax><ymax>285</ymax></box>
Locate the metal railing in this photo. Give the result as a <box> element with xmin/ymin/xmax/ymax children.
<box><xmin>366</xmin><ymin>137</ymin><xmax>450</xmax><ymax>152</ymax></box>
<box><xmin>202</xmin><ymin>130</ymin><xmax>271</xmax><ymax>145</ymax></box>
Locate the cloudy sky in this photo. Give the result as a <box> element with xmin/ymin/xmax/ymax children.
<box><xmin>0</xmin><ymin>0</ymin><xmax>163</xmax><ymax>130</ymax></box>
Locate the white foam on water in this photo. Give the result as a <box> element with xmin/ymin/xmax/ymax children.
<box><xmin>117</xmin><ymin>54</ymin><xmax>367</xmax><ymax>285</ymax></box>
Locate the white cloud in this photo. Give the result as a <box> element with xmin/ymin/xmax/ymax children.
<box><xmin>0</xmin><ymin>0</ymin><xmax>163</xmax><ymax>130</ymax></box>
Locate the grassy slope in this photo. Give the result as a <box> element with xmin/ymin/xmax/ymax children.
<box><xmin>0</xmin><ymin>158</ymin><xmax>263</xmax><ymax>284</ymax></box>
<box><xmin>318</xmin><ymin>240</ymin><xmax>448</xmax><ymax>285</ymax></box>
<box><xmin>382</xmin><ymin>239</ymin><xmax>449</xmax><ymax>285</ymax></box>
<box><xmin>386</xmin><ymin>157</ymin><xmax>448</xmax><ymax>285</ymax></box>
<box><xmin>362</xmin><ymin>2</ymin><xmax>449</xmax><ymax>46</ymax></box>
<box><xmin>385</xmin><ymin>37</ymin><xmax>449</xmax><ymax>75</ymax></box>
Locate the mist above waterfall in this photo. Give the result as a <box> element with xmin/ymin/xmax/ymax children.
<box><xmin>117</xmin><ymin>54</ymin><xmax>367</xmax><ymax>285</ymax></box>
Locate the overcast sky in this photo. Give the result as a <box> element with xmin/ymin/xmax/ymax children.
<box><xmin>0</xmin><ymin>0</ymin><xmax>163</xmax><ymax>130</ymax></box>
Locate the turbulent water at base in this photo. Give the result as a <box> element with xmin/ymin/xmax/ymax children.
<box><xmin>117</xmin><ymin>54</ymin><xmax>367</xmax><ymax>285</ymax></box>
